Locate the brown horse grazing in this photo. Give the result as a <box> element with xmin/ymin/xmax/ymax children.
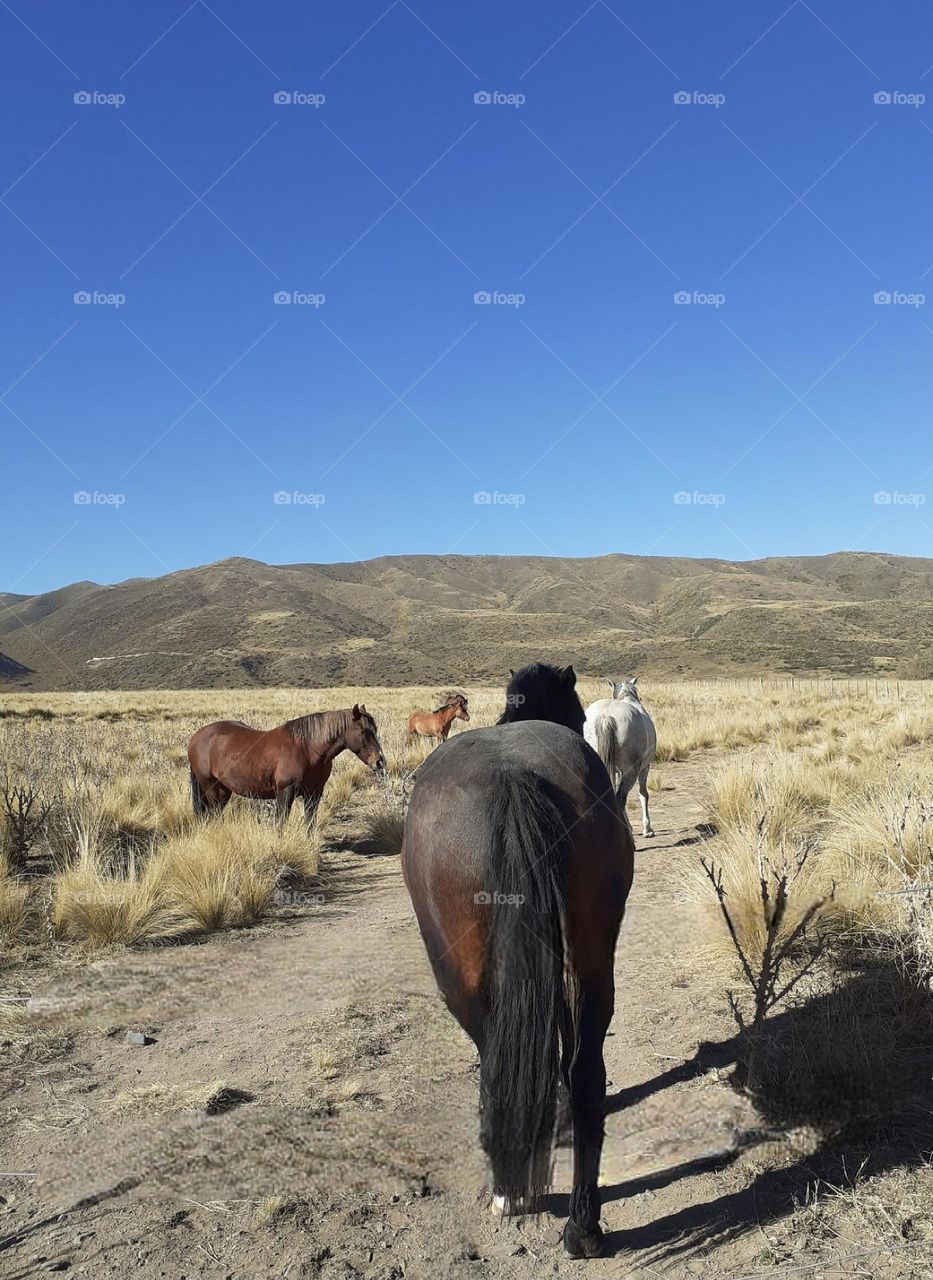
<box><xmin>402</xmin><ymin>663</ymin><xmax>633</xmax><ymax>1258</ymax></box>
<box><xmin>187</xmin><ymin>705</ymin><xmax>385</xmax><ymax>828</ymax></box>
<box><xmin>406</xmin><ymin>693</ymin><xmax>470</xmax><ymax>746</ymax></box>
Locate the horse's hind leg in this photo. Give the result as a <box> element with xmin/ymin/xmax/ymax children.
<box><xmin>200</xmin><ymin>778</ymin><xmax>231</xmax><ymax>817</ymax></box>
<box><xmin>563</xmin><ymin>974</ymin><xmax>613</xmax><ymax>1259</ymax></box>
<box><xmin>615</xmin><ymin>779</ymin><xmax>635</xmax><ymax>842</ymax></box>
<box><xmin>638</xmin><ymin>765</ymin><xmax>655</xmax><ymax>837</ymax></box>
<box><xmin>302</xmin><ymin>792</ymin><xmax>320</xmax><ymax>833</ymax></box>
<box><xmin>275</xmin><ymin>782</ymin><xmax>297</xmax><ymax>823</ymax></box>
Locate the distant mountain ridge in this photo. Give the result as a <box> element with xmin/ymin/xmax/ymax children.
<box><xmin>2</xmin><ymin>551</ymin><xmax>933</xmax><ymax>690</ymax></box>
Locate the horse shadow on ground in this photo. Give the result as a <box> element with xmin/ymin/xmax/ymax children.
<box><xmin>578</xmin><ymin>943</ymin><xmax>933</xmax><ymax>1264</ymax></box>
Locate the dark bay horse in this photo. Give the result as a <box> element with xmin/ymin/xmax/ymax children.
<box><xmin>401</xmin><ymin>663</ymin><xmax>633</xmax><ymax>1257</ymax></box>
<box><xmin>406</xmin><ymin>693</ymin><xmax>470</xmax><ymax>746</ymax></box>
<box><xmin>187</xmin><ymin>705</ymin><xmax>385</xmax><ymax>828</ymax></box>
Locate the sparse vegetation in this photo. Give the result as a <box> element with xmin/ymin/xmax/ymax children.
<box><xmin>2</xmin><ymin>675</ymin><xmax>932</xmax><ymax>1271</ymax></box>
<box><xmin>2</xmin><ymin>678</ymin><xmax>931</xmax><ymax>956</ymax></box>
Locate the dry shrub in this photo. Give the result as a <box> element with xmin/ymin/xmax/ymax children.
<box><xmin>691</xmin><ymin>827</ymin><xmax>836</xmax><ymax>963</ymax></box>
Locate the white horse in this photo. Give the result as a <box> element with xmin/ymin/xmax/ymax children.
<box><xmin>584</xmin><ymin>677</ymin><xmax>657</xmax><ymax>840</ymax></box>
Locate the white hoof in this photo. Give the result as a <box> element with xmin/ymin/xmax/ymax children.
<box><xmin>490</xmin><ymin>1192</ymin><xmax>531</xmax><ymax>1217</ymax></box>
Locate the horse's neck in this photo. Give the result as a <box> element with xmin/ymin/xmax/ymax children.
<box><xmin>305</xmin><ymin>732</ymin><xmax>347</xmax><ymax>765</ymax></box>
<box><xmin>439</xmin><ymin>706</ymin><xmax>457</xmax><ymax>725</ymax></box>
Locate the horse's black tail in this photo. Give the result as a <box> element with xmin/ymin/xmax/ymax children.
<box><xmin>480</xmin><ymin>769</ymin><xmax>572</xmax><ymax>1210</ymax></box>
<box><xmin>190</xmin><ymin>769</ymin><xmax>208</xmax><ymax>817</ymax></box>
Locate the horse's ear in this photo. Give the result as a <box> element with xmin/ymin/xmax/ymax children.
<box><xmin>351</xmin><ymin>703</ymin><xmax>362</xmax><ymax>719</ymax></box>
<box><xmin>631</xmin><ymin>676</ymin><xmax>638</xmax><ymax>685</ymax></box>
<box><xmin>562</xmin><ymin>665</ymin><xmax>577</xmax><ymax>687</ymax></box>
<box><xmin>606</xmin><ymin>679</ymin><xmax>614</xmax><ymax>691</ymax></box>
<box><xmin>509</xmin><ymin>669</ymin><xmax>515</xmax><ymax>678</ymax></box>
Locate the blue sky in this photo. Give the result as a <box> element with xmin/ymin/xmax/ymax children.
<box><xmin>3</xmin><ymin>1</ymin><xmax>933</xmax><ymax>594</ymax></box>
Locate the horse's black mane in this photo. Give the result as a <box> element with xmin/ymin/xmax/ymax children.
<box><xmin>496</xmin><ymin>662</ymin><xmax>585</xmax><ymax>735</ymax></box>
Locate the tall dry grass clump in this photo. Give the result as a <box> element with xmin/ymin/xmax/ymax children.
<box><xmin>48</xmin><ymin>809</ymin><xmax>323</xmax><ymax>947</ymax></box>
<box><xmin>52</xmin><ymin>846</ymin><xmax>186</xmax><ymax>946</ymax></box>
<box><xmin>0</xmin><ymin>862</ymin><xmax>29</xmax><ymax>944</ymax></box>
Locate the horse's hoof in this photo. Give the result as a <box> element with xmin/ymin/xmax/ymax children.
<box><xmin>491</xmin><ymin>1193</ymin><xmax>534</xmax><ymax>1217</ymax></box>
<box><xmin>645</xmin><ymin>830</ymin><xmax>655</xmax><ymax>838</ymax></box>
<box><xmin>562</xmin><ymin>1220</ymin><xmax>605</xmax><ymax>1258</ymax></box>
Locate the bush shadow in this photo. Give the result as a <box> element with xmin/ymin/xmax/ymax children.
<box><xmin>601</xmin><ymin>942</ymin><xmax>933</xmax><ymax>1264</ymax></box>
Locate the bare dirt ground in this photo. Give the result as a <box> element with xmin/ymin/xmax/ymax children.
<box><xmin>1</xmin><ymin>760</ymin><xmax>930</xmax><ymax>1279</ymax></box>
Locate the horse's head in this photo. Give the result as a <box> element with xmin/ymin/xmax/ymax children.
<box><xmin>447</xmin><ymin>693</ymin><xmax>470</xmax><ymax>723</ymax></box>
<box><xmin>608</xmin><ymin>677</ymin><xmax>641</xmax><ymax>703</ymax></box>
<box><xmin>347</xmin><ymin>704</ymin><xmax>386</xmax><ymax>772</ymax></box>
<box><xmin>498</xmin><ymin>662</ymin><xmax>585</xmax><ymax>735</ymax></box>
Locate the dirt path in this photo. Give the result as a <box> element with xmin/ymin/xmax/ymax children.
<box><xmin>0</xmin><ymin>763</ymin><xmax>828</xmax><ymax>1279</ymax></box>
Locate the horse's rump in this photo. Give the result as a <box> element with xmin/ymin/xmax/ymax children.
<box><xmin>585</xmin><ymin>699</ymin><xmax>655</xmax><ymax>777</ymax></box>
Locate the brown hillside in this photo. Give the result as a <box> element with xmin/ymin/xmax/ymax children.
<box><xmin>2</xmin><ymin>551</ymin><xmax>932</xmax><ymax>690</ymax></box>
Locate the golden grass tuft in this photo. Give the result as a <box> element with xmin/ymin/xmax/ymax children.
<box><xmin>52</xmin><ymin>848</ymin><xmax>187</xmax><ymax>946</ymax></box>
<box><xmin>0</xmin><ymin>866</ymin><xmax>29</xmax><ymax>944</ymax></box>
<box><xmin>358</xmin><ymin>809</ymin><xmax>406</xmax><ymax>858</ymax></box>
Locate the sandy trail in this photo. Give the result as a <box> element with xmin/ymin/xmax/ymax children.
<box><xmin>0</xmin><ymin>762</ymin><xmax>829</xmax><ymax>1279</ymax></box>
